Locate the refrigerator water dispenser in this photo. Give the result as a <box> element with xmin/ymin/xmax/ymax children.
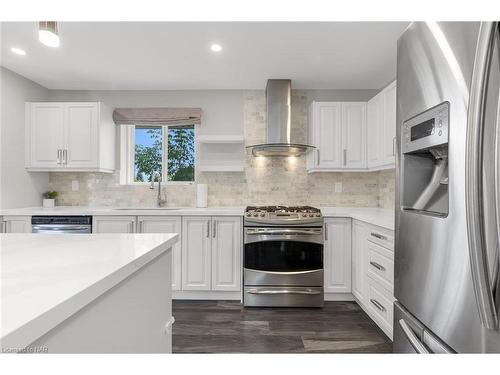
<box><xmin>401</xmin><ymin>102</ymin><xmax>450</xmax><ymax>217</ymax></box>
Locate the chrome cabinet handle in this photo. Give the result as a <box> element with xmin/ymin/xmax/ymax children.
<box><xmin>57</xmin><ymin>149</ymin><xmax>62</xmax><ymax>165</ymax></box>
<box><xmin>393</xmin><ymin>137</ymin><xmax>396</xmax><ymax>156</ymax></box>
<box><xmin>316</xmin><ymin>149</ymin><xmax>320</xmax><ymax>165</ymax></box>
<box><xmin>465</xmin><ymin>21</ymin><xmax>499</xmax><ymax>330</ymax></box>
<box><xmin>370</xmin><ymin>298</ymin><xmax>386</xmax><ymax>312</ymax></box>
<box><xmin>63</xmin><ymin>149</ymin><xmax>68</xmax><ymax>165</ymax></box>
<box><xmin>324</xmin><ymin>224</ymin><xmax>328</xmax><ymax>241</ymax></box>
<box><xmin>343</xmin><ymin>149</ymin><xmax>347</xmax><ymax>166</ymax></box>
<box><xmin>370</xmin><ymin>261</ymin><xmax>386</xmax><ymax>271</ymax></box>
<box><xmin>399</xmin><ymin>319</ymin><xmax>429</xmax><ymax>354</ymax></box>
<box><xmin>212</xmin><ymin>220</ymin><xmax>216</xmax><ymax>238</ymax></box>
<box><xmin>206</xmin><ymin>220</ymin><xmax>210</xmax><ymax>238</ymax></box>
<box><xmin>247</xmin><ymin>289</ymin><xmax>321</xmax><ymax>295</ymax></box>
<box><xmin>138</xmin><ymin>220</ymin><xmax>143</xmax><ymax>233</ymax></box>
<box><xmin>371</xmin><ymin>232</ymin><xmax>387</xmax><ymax>240</ymax></box>
<box><xmin>1</xmin><ymin>221</ymin><xmax>6</xmax><ymax>233</ymax></box>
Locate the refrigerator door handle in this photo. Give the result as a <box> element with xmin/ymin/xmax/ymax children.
<box><xmin>398</xmin><ymin>319</ymin><xmax>429</xmax><ymax>354</ymax></box>
<box><xmin>495</xmin><ymin>25</ymin><xmax>500</xmax><ymax>323</ymax></box>
<box><xmin>465</xmin><ymin>21</ymin><xmax>499</xmax><ymax>330</ymax></box>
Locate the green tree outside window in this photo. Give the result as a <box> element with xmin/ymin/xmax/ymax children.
<box><xmin>134</xmin><ymin>125</ymin><xmax>195</xmax><ymax>182</ymax></box>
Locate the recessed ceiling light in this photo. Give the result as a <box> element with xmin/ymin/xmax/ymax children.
<box><xmin>39</xmin><ymin>21</ymin><xmax>60</xmax><ymax>48</ymax></box>
<box><xmin>210</xmin><ymin>43</ymin><xmax>222</xmax><ymax>52</ymax></box>
<box><xmin>11</xmin><ymin>47</ymin><xmax>26</xmax><ymax>56</ymax></box>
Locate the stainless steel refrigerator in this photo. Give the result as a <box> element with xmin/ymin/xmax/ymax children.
<box><xmin>394</xmin><ymin>22</ymin><xmax>500</xmax><ymax>353</ymax></box>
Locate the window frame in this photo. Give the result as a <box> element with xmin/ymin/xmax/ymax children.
<box><xmin>119</xmin><ymin>123</ymin><xmax>197</xmax><ymax>186</ymax></box>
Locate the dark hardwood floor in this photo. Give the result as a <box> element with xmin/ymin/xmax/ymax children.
<box><xmin>172</xmin><ymin>300</ymin><xmax>393</xmax><ymax>353</ymax></box>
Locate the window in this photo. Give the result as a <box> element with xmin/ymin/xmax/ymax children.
<box><xmin>121</xmin><ymin>124</ymin><xmax>196</xmax><ymax>184</ymax></box>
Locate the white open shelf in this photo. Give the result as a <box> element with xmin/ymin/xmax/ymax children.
<box><xmin>197</xmin><ymin>134</ymin><xmax>245</xmax><ymax>172</ymax></box>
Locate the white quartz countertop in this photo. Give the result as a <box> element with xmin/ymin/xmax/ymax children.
<box><xmin>320</xmin><ymin>207</ymin><xmax>394</xmax><ymax>230</ymax></box>
<box><xmin>0</xmin><ymin>206</ymin><xmax>246</xmax><ymax>217</ymax></box>
<box><xmin>0</xmin><ymin>206</ymin><xmax>394</xmax><ymax>230</ymax></box>
<box><xmin>0</xmin><ymin>233</ymin><xmax>178</xmax><ymax>350</ymax></box>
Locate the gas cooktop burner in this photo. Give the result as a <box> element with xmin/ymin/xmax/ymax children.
<box><xmin>246</xmin><ymin>205</ymin><xmax>321</xmax><ymax>213</ymax></box>
<box><xmin>244</xmin><ymin>205</ymin><xmax>323</xmax><ymax>225</ymax></box>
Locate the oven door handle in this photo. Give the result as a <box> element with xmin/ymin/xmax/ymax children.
<box><xmin>246</xmin><ymin>288</ymin><xmax>321</xmax><ymax>295</ymax></box>
<box><xmin>246</xmin><ymin>229</ymin><xmax>322</xmax><ymax>236</ymax></box>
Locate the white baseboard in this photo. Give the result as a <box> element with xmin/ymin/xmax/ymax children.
<box><xmin>324</xmin><ymin>293</ymin><xmax>355</xmax><ymax>301</ymax></box>
<box><xmin>173</xmin><ymin>291</ymin><xmax>242</xmax><ymax>301</ymax></box>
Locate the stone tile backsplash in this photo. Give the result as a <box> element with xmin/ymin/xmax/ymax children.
<box><xmin>49</xmin><ymin>90</ymin><xmax>396</xmax><ymax>209</ymax></box>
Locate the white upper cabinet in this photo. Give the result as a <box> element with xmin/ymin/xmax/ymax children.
<box><xmin>26</xmin><ymin>103</ymin><xmax>65</xmax><ymax>169</ymax></box>
<box><xmin>25</xmin><ymin>102</ymin><xmax>115</xmax><ymax>173</ymax></box>
<box><xmin>342</xmin><ymin>102</ymin><xmax>367</xmax><ymax>169</ymax></box>
<box><xmin>367</xmin><ymin>94</ymin><xmax>384</xmax><ymax>168</ymax></box>
<box><xmin>366</xmin><ymin>80</ymin><xmax>397</xmax><ymax>169</ymax></box>
<box><xmin>381</xmin><ymin>81</ymin><xmax>397</xmax><ymax>166</ymax></box>
<box><xmin>308</xmin><ymin>102</ymin><xmax>342</xmax><ymax>169</ymax></box>
<box><xmin>308</xmin><ymin>82</ymin><xmax>396</xmax><ymax>172</ymax></box>
<box><xmin>308</xmin><ymin>102</ymin><xmax>366</xmax><ymax>171</ymax></box>
<box><xmin>65</xmin><ymin>103</ymin><xmax>98</xmax><ymax>168</ymax></box>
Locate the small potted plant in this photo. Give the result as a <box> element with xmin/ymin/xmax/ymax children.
<box><xmin>42</xmin><ymin>191</ymin><xmax>58</xmax><ymax>208</ymax></box>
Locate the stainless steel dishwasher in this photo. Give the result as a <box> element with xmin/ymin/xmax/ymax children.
<box><xmin>31</xmin><ymin>216</ymin><xmax>92</xmax><ymax>234</ymax></box>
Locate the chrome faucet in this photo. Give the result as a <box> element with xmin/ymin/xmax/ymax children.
<box><xmin>150</xmin><ymin>171</ymin><xmax>167</xmax><ymax>207</ymax></box>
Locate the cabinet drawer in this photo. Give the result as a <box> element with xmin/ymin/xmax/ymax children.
<box><xmin>367</xmin><ymin>241</ymin><xmax>394</xmax><ymax>291</ymax></box>
<box><xmin>366</xmin><ymin>225</ymin><xmax>394</xmax><ymax>251</ymax></box>
<box><xmin>366</xmin><ymin>277</ymin><xmax>394</xmax><ymax>338</ymax></box>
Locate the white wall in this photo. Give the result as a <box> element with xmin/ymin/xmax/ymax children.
<box><xmin>48</xmin><ymin>90</ymin><xmax>246</xmax><ymax>136</ymax></box>
<box><xmin>0</xmin><ymin>67</ymin><xmax>49</xmax><ymax>209</ymax></box>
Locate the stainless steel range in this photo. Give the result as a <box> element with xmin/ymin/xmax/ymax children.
<box><xmin>243</xmin><ymin>206</ymin><xmax>324</xmax><ymax>307</ymax></box>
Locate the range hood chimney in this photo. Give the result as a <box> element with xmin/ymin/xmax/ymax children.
<box><xmin>246</xmin><ymin>79</ymin><xmax>315</xmax><ymax>157</ymax></box>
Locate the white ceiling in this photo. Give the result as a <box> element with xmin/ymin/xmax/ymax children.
<box><xmin>1</xmin><ymin>22</ymin><xmax>409</xmax><ymax>90</ymax></box>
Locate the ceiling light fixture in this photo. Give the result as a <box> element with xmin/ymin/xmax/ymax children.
<box><xmin>11</xmin><ymin>47</ymin><xmax>26</xmax><ymax>56</ymax></box>
<box><xmin>210</xmin><ymin>43</ymin><xmax>222</xmax><ymax>52</ymax></box>
<box><xmin>39</xmin><ymin>21</ymin><xmax>60</xmax><ymax>48</ymax></box>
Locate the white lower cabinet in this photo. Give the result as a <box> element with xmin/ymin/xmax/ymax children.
<box><xmin>2</xmin><ymin>216</ymin><xmax>32</xmax><ymax>233</ymax></box>
<box><xmin>182</xmin><ymin>216</ymin><xmax>212</xmax><ymax>291</ymax></box>
<box><xmin>366</xmin><ymin>276</ymin><xmax>394</xmax><ymax>337</ymax></box>
<box><xmin>92</xmin><ymin>216</ymin><xmax>136</xmax><ymax>233</ymax></box>
<box><xmin>324</xmin><ymin>218</ymin><xmax>352</xmax><ymax>294</ymax></box>
<box><xmin>351</xmin><ymin>219</ymin><xmax>395</xmax><ymax>339</ymax></box>
<box><xmin>182</xmin><ymin>216</ymin><xmax>242</xmax><ymax>292</ymax></box>
<box><xmin>86</xmin><ymin>214</ymin><xmax>241</xmax><ymax>295</ymax></box>
<box><xmin>138</xmin><ymin>216</ymin><xmax>182</xmax><ymax>291</ymax></box>
<box><xmin>211</xmin><ymin>217</ymin><xmax>242</xmax><ymax>291</ymax></box>
<box><xmin>351</xmin><ymin>220</ymin><xmax>367</xmax><ymax>303</ymax></box>
<box><xmin>366</xmin><ymin>241</ymin><xmax>394</xmax><ymax>292</ymax></box>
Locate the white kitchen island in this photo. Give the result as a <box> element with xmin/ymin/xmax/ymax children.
<box><xmin>0</xmin><ymin>233</ymin><xmax>178</xmax><ymax>353</ymax></box>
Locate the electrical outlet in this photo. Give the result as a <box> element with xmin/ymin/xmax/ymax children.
<box><xmin>334</xmin><ymin>182</ymin><xmax>342</xmax><ymax>193</ymax></box>
<box><xmin>71</xmin><ymin>180</ymin><xmax>79</xmax><ymax>191</ymax></box>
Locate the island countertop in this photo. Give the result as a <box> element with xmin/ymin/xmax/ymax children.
<box><xmin>0</xmin><ymin>233</ymin><xmax>178</xmax><ymax>350</ymax></box>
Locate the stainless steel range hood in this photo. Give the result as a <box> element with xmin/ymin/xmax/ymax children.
<box><xmin>246</xmin><ymin>79</ymin><xmax>315</xmax><ymax>157</ymax></box>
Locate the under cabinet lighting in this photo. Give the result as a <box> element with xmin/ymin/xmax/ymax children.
<box><xmin>11</xmin><ymin>47</ymin><xmax>26</xmax><ymax>56</ymax></box>
<box><xmin>39</xmin><ymin>21</ymin><xmax>60</xmax><ymax>48</ymax></box>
